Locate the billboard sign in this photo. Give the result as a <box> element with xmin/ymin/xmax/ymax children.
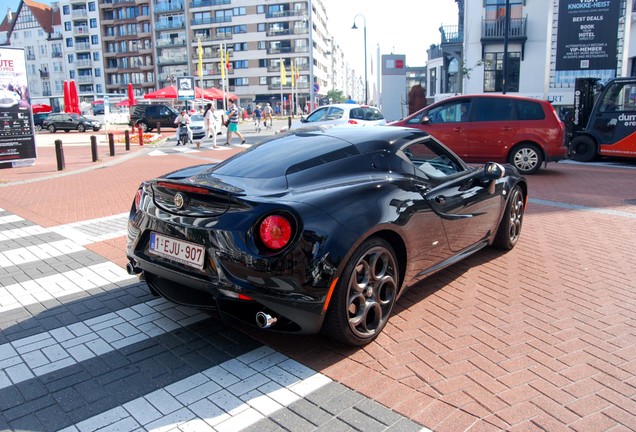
<box><xmin>177</xmin><ymin>76</ymin><xmax>195</xmax><ymax>101</ymax></box>
<box><xmin>555</xmin><ymin>0</ymin><xmax>621</xmax><ymax>85</ymax></box>
<box><xmin>0</xmin><ymin>47</ymin><xmax>36</xmax><ymax>168</ymax></box>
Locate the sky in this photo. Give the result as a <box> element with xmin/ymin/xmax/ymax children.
<box><xmin>3</xmin><ymin>0</ymin><xmax>459</xmax><ymax>70</ymax></box>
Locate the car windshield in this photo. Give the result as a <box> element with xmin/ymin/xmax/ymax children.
<box><xmin>191</xmin><ymin>114</ymin><xmax>204</xmax><ymax>121</ymax></box>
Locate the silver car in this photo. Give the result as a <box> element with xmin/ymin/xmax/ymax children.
<box><xmin>290</xmin><ymin>104</ymin><xmax>387</xmax><ymax>130</ymax></box>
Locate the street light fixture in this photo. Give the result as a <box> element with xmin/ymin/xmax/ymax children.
<box><xmin>351</xmin><ymin>14</ymin><xmax>368</xmax><ymax>105</ymax></box>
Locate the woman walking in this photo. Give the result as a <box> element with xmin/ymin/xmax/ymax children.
<box><xmin>225</xmin><ymin>99</ymin><xmax>246</xmax><ymax>145</ymax></box>
<box><xmin>202</xmin><ymin>103</ymin><xmax>219</xmax><ymax>149</ymax></box>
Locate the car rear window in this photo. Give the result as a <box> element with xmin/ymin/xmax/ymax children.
<box><xmin>516</xmin><ymin>100</ymin><xmax>545</xmax><ymax>120</ymax></box>
<box><xmin>360</xmin><ymin>108</ymin><xmax>384</xmax><ymax>120</ymax></box>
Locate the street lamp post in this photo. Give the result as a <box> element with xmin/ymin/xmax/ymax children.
<box><xmin>352</xmin><ymin>14</ymin><xmax>368</xmax><ymax>105</ymax></box>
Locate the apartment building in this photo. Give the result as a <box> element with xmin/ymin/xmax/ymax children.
<box><xmin>0</xmin><ymin>0</ymin><xmax>64</xmax><ymax>109</ymax></box>
<box><xmin>429</xmin><ymin>0</ymin><xmax>633</xmax><ymax>112</ymax></box>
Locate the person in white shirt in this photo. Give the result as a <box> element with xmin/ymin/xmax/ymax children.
<box><xmin>202</xmin><ymin>103</ymin><xmax>218</xmax><ymax>149</ymax></box>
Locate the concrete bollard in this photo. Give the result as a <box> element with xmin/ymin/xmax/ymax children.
<box><xmin>90</xmin><ymin>135</ymin><xmax>98</xmax><ymax>162</ymax></box>
<box><xmin>124</xmin><ymin>130</ymin><xmax>130</xmax><ymax>151</ymax></box>
<box><xmin>156</xmin><ymin>122</ymin><xmax>161</xmax><ymax>134</ymax></box>
<box><xmin>137</xmin><ymin>126</ymin><xmax>144</xmax><ymax>146</ymax></box>
<box><xmin>54</xmin><ymin>140</ymin><xmax>65</xmax><ymax>171</ymax></box>
<box><xmin>288</xmin><ymin>116</ymin><xmax>292</xmax><ymax>129</ymax></box>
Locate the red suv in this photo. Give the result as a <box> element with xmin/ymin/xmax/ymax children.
<box><xmin>390</xmin><ymin>94</ymin><xmax>566</xmax><ymax>174</ymax></box>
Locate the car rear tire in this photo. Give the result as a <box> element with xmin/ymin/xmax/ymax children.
<box><xmin>47</xmin><ymin>125</ymin><xmax>56</xmax><ymax>133</ymax></box>
<box><xmin>509</xmin><ymin>143</ymin><xmax>543</xmax><ymax>175</ymax></box>
<box><xmin>570</xmin><ymin>136</ymin><xmax>597</xmax><ymax>162</ymax></box>
<box><xmin>78</xmin><ymin>124</ymin><xmax>86</xmax><ymax>133</ymax></box>
<box><xmin>35</xmin><ymin>125</ymin><xmax>42</xmax><ymax>132</ymax></box>
<box><xmin>138</xmin><ymin>122</ymin><xmax>150</xmax><ymax>132</ymax></box>
<box><xmin>492</xmin><ymin>186</ymin><xmax>524</xmax><ymax>250</ymax></box>
<box><xmin>322</xmin><ymin>238</ymin><xmax>399</xmax><ymax>346</ymax></box>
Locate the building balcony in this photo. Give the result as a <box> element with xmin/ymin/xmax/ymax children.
<box><xmin>156</xmin><ymin>38</ymin><xmax>187</xmax><ymax>47</ymax></box>
<box><xmin>137</xmin><ymin>14</ymin><xmax>151</xmax><ymax>22</ymax></box>
<box><xmin>157</xmin><ymin>55</ymin><xmax>188</xmax><ymax>65</ymax></box>
<box><xmin>481</xmin><ymin>17</ymin><xmax>527</xmax><ymax>40</ymax></box>
<box><xmin>75</xmin><ymin>59</ymin><xmax>92</xmax><ymax>67</ymax></box>
<box><xmin>265</xmin><ymin>9</ymin><xmax>306</xmax><ymax>19</ymax></box>
<box><xmin>267</xmin><ymin>46</ymin><xmax>308</xmax><ymax>55</ymax></box>
<box><xmin>39</xmin><ymin>70</ymin><xmax>50</xmax><ymax>79</ymax></box>
<box><xmin>191</xmin><ymin>16</ymin><xmax>231</xmax><ymax>26</ymax></box>
<box><xmin>47</xmin><ymin>32</ymin><xmax>63</xmax><ymax>41</ymax></box>
<box><xmin>71</xmin><ymin>9</ymin><xmax>88</xmax><ymax>19</ymax></box>
<box><xmin>26</xmin><ymin>54</ymin><xmax>35</xmax><ymax>60</ymax></box>
<box><xmin>439</xmin><ymin>25</ymin><xmax>463</xmax><ymax>45</ymax></box>
<box><xmin>154</xmin><ymin>21</ymin><xmax>185</xmax><ymax>30</ymax></box>
<box><xmin>52</xmin><ymin>51</ymin><xmax>63</xmax><ymax>58</ymax></box>
<box><xmin>75</xmin><ymin>42</ymin><xmax>91</xmax><ymax>51</ymax></box>
<box><xmin>153</xmin><ymin>2</ymin><xmax>184</xmax><ymax>13</ymax></box>
<box><xmin>198</xmin><ymin>33</ymin><xmax>233</xmax><ymax>43</ymax></box>
<box><xmin>73</xmin><ymin>26</ymin><xmax>90</xmax><ymax>36</ymax></box>
<box><xmin>42</xmin><ymin>90</ymin><xmax>52</xmax><ymax>96</ymax></box>
<box><xmin>76</xmin><ymin>76</ymin><xmax>94</xmax><ymax>84</ymax></box>
<box><xmin>190</xmin><ymin>0</ymin><xmax>230</xmax><ymax>9</ymax></box>
<box><xmin>427</xmin><ymin>44</ymin><xmax>444</xmax><ymax>60</ymax></box>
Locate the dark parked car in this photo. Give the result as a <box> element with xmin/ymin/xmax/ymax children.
<box><xmin>130</xmin><ymin>104</ymin><xmax>179</xmax><ymax>132</ymax></box>
<box><xmin>32</xmin><ymin>113</ymin><xmax>49</xmax><ymax>131</ymax></box>
<box><xmin>390</xmin><ymin>94</ymin><xmax>567</xmax><ymax>174</ymax></box>
<box><xmin>42</xmin><ymin>113</ymin><xmax>101</xmax><ymax>132</ymax></box>
<box><xmin>126</xmin><ymin>126</ymin><xmax>527</xmax><ymax>345</ymax></box>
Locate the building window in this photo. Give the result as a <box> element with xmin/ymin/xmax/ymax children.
<box><xmin>63</xmin><ymin>5</ymin><xmax>70</xmax><ymax>15</ymax></box>
<box><xmin>234</xmin><ymin>60</ymin><xmax>248</xmax><ymax>69</ymax></box>
<box><xmin>68</xmin><ymin>54</ymin><xmax>74</xmax><ymax>63</ymax></box>
<box><xmin>258</xmin><ymin>41</ymin><xmax>266</xmax><ymax>50</ymax></box>
<box><xmin>257</xmin><ymin>5</ymin><xmax>265</xmax><ymax>13</ymax></box>
<box><xmin>429</xmin><ymin>68</ymin><xmax>437</xmax><ymax>97</ymax></box>
<box><xmin>88</xmin><ymin>2</ymin><xmax>96</xmax><ymax>12</ymax></box>
<box><xmin>233</xmin><ymin>7</ymin><xmax>246</xmax><ymax>16</ymax></box>
<box><xmin>232</xmin><ymin>77</ymin><xmax>249</xmax><ymax>86</ymax></box>
<box><xmin>64</xmin><ymin>22</ymin><xmax>71</xmax><ymax>31</ymax></box>
<box><xmin>91</xmin><ymin>35</ymin><xmax>99</xmax><ymax>45</ymax></box>
<box><xmin>233</xmin><ymin>25</ymin><xmax>247</xmax><ymax>34</ymax></box>
<box><xmin>483</xmin><ymin>51</ymin><xmax>520</xmax><ymax>92</ymax></box>
<box><xmin>257</xmin><ymin>23</ymin><xmax>266</xmax><ymax>32</ymax></box>
<box><xmin>260</xmin><ymin>76</ymin><xmax>267</xmax><ymax>85</ymax></box>
<box><xmin>95</xmin><ymin>68</ymin><xmax>101</xmax><ymax>77</ymax></box>
<box><xmin>90</xmin><ymin>18</ymin><xmax>97</xmax><ymax>28</ymax></box>
<box><xmin>259</xmin><ymin>59</ymin><xmax>267</xmax><ymax>67</ymax></box>
<box><xmin>66</xmin><ymin>38</ymin><xmax>73</xmax><ymax>48</ymax></box>
<box><xmin>93</xmin><ymin>52</ymin><xmax>100</xmax><ymax>61</ymax></box>
<box><xmin>485</xmin><ymin>0</ymin><xmax>523</xmax><ymax>20</ymax></box>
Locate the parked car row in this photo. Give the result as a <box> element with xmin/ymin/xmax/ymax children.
<box><xmin>289</xmin><ymin>95</ymin><xmax>567</xmax><ymax>175</ymax></box>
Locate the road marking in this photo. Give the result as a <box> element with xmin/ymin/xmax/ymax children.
<box><xmin>50</xmin><ymin>213</ymin><xmax>129</xmax><ymax>245</ymax></box>
<box><xmin>0</xmin><ymin>214</ymin><xmax>23</xmax><ymax>225</ymax></box>
<box><xmin>0</xmin><ymin>239</ymin><xmax>85</xmax><ymax>267</ymax></box>
<box><xmin>0</xmin><ymin>261</ymin><xmax>135</xmax><ymax>313</ymax></box>
<box><xmin>0</xmin><ymin>297</ymin><xmax>207</xmax><ymax>389</ymax></box>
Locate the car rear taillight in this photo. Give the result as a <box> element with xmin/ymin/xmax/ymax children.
<box><xmin>348</xmin><ymin>120</ymin><xmax>359</xmax><ymax>125</ymax></box>
<box><xmin>259</xmin><ymin>214</ymin><xmax>292</xmax><ymax>250</ymax></box>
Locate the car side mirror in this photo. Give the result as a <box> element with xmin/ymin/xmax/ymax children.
<box><xmin>421</xmin><ymin>116</ymin><xmax>431</xmax><ymax>124</ymax></box>
<box><xmin>484</xmin><ymin>162</ymin><xmax>505</xmax><ymax>194</ymax></box>
<box><xmin>300</xmin><ymin>116</ymin><xmax>308</xmax><ymax>123</ymax></box>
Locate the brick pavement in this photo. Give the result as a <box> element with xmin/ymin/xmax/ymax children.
<box><xmin>1</xmin><ymin>132</ymin><xmax>635</xmax><ymax>431</ymax></box>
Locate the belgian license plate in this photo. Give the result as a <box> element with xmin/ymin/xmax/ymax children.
<box><xmin>149</xmin><ymin>232</ymin><xmax>205</xmax><ymax>269</ymax></box>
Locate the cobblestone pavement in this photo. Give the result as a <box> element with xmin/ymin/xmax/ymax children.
<box><xmin>0</xmin><ymin>127</ymin><xmax>635</xmax><ymax>431</ymax></box>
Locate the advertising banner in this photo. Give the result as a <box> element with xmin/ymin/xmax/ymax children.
<box><xmin>177</xmin><ymin>76</ymin><xmax>195</xmax><ymax>101</ymax></box>
<box><xmin>555</xmin><ymin>0</ymin><xmax>621</xmax><ymax>85</ymax></box>
<box><xmin>0</xmin><ymin>47</ymin><xmax>36</xmax><ymax>168</ymax></box>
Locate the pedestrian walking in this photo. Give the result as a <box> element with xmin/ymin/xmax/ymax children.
<box><xmin>202</xmin><ymin>103</ymin><xmax>219</xmax><ymax>149</ymax></box>
<box><xmin>253</xmin><ymin>105</ymin><xmax>262</xmax><ymax>132</ymax></box>
<box><xmin>263</xmin><ymin>103</ymin><xmax>273</xmax><ymax>129</ymax></box>
<box><xmin>224</xmin><ymin>99</ymin><xmax>246</xmax><ymax>145</ymax></box>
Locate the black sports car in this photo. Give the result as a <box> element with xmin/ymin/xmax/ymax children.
<box><xmin>126</xmin><ymin>126</ymin><xmax>527</xmax><ymax>346</ymax></box>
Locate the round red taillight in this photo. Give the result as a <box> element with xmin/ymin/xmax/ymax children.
<box><xmin>135</xmin><ymin>188</ymin><xmax>143</xmax><ymax>210</ymax></box>
<box><xmin>259</xmin><ymin>215</ymin><xmax>292</xmax><ymax>250</ymax></box>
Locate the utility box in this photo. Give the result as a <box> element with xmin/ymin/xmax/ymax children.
<box><xmin>380</xmin><ymin>54</ymin><xmax>407</xmax><ymax>122</ymax></box>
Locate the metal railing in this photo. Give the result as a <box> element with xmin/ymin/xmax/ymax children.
<box><xmin>481</xmin><ymin>17</ymin><xmax>527</xmax><ymax>39</ymax></box>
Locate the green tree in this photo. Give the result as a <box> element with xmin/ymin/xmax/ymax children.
<box><xmin>327</xmin><ymin>89</ymin><xmax>345</xmax><ymax>103</ymax></box>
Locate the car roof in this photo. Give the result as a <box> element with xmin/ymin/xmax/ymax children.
<box><xmin>432</xmin><ymin>93</ymin><xmax>550</xmax><ymax>104</ymax></box>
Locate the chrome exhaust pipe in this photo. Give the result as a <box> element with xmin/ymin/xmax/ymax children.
<box><xmin>255</xmin><ymin>311</ymin><xmax>277</xmax><ymax>329</ymax></box>
<box><xmin>126</xmin><ymin>262</ymin><xmax>141</xmax><ymax>275</ymax></box>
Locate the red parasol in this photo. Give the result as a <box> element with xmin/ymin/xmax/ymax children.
<box><xmin>143</xmin><ymin>85</ymin><xmax>216</xmax><ymax>100</ymax></box>
<box><xmin>63</xmin><ymin>80</ymin><xmax>71</xmax><ymax>113</ymax></box>
<box><xmin>127</xmin><ymin>83</ymin><xmax>136</xmax><ymax>107</ymax></box>
<box><xmin>69</xmin><ymin>80</ymin><xmax>80</xmax><ymax>114</ymax></box>
<box><xmin>115</xmin><ymin>99</ymin><xmax>134</xmax><ymax>107</ymax></box>
<box><xmin>32</xmin><ymin>103</ymin><xmax>52</xmax><ymax>113</ymax></box>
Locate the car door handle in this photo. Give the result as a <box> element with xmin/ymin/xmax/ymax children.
<box><xmin>435</xmin><ymin>195</ymin><xmax>446</xmax><ymax>204</ymax></box>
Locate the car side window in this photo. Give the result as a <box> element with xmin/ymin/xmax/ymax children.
<box><xmin>326</xmin><ymin>107</ymin><xmax>344</xmax><ymax>120</ymax></box>
<box><xmin>516</xmin><ymin>100</ymin><xmax>545</xmax><ymax>120</ymax></box>
<box><xmin>473</xmin><ymin>98</ymin><xmax>513</xmax><ymax>122</ymax></box>
<box><xmin>402</xmin><ymin>141</ymin><xmax>463</xmax><ymax>179</ymax></box>
<box><xmin>427</xmin><ymin>100</ymin><xmax>470</xmax><ymax>124</ymax></box>
<box><xmin>307</xmin><ymin>107</ymin><xmax>328</xmax><ymax>122</ymax></box>
<box><xmin>361</xmin><ymin>108</ymin><xmax>383</xmax><ymax>120</ymax></box>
